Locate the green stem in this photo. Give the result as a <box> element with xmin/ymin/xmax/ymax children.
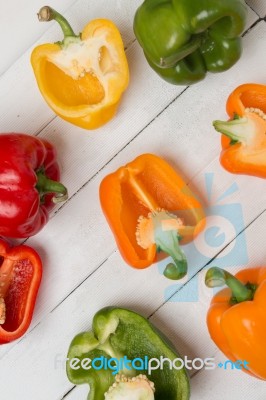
<box><xmin>205</xmin><ymin>267</ymin><xmax>255</xmax><ymax>303</ymax></box>
<box><xmin>38</xmin><ymin>6</ymin><xmax>78</xmax><ymax>39</ymax></box>
<box><xmin>155</xmin><ymin>231</ymin><xmax>187</xmax><ymax>280</ymax></box>
<box><xmin>213</xmin><ymin>116</ymin><xmax>250</xmax><ymax>144</ymax></box>
<box><xmin>159</xmin><ymin>35</ymin><xmax>202</xmax><ymax>68</ymax></box>
<box><xmin>36</xmin><ymin>170</ymin><xmax>68</xmax><ymax>204</ymax></box>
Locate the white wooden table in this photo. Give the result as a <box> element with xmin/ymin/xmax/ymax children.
<box><xmin>1</xmin><ymin>1</ymin><xmax>266</xmax><ymax>399</ymax></box>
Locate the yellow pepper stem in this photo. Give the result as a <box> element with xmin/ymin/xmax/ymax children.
<box><xmin>38</xmin><ymin>6</ymin><xmax>78</xmax><ymax>40</ymax></box>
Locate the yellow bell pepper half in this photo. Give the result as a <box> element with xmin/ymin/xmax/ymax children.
<box><xmin>31</xmin><ymin>7</ymin><xmax>129</xmax><ymax>130</ymax></box>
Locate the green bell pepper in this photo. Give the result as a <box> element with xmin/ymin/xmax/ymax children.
<box><xmin>133</xmin><ymin>0</ymin><xmax>247</xmax><ymax>85</ymax></box>
<box><xmin>66</xmin><ymin>307</ymin><xmax>190</xmax><ymax>400</ymax></box>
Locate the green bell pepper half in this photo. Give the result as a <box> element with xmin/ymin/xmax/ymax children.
<box><xmin>66</xmin><ymin>307</ymin><xmax>190</xmax><ymax>400</ymax></box>
<box><xmin>133</xmin><ymin>0</ymin><xmax>247</xmax><ymax>85</ymax></box>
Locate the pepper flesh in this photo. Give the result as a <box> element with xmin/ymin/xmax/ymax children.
<box><xmin>133</xmin><ymin>0</ymin><xmax>247</xmax><ymax>85</ymax></box>
<box><xmin>0</xmin><ymin>239</ymin><xmax>42</xmax><ymax>344</ymax></box>
<box><xmin>0</xmin><ymin>133</ymin><xmax>68</xmax><ymax>238</ymax></box>
<box><xmin>206</xmin><ymin>266</ymin><xmax>266</xmax><ymax>380</ymax></box>
<box><xmin>99</xmin><ymin>154</ymin><xmax>205</xmax><ymax>276</ymax></box>
<box><xmin>66</xmin><ymin>307</ymin><xmax>190</xmax><ymax>400</ymax></box>
<box><xmin>213</xmin><ymin>83</ymin><xmax>266</xmax><ymax>178</ymax></box>
<box><xmin>31</xmin><ymin>7</ymin><xmax>129</xmax><ymax>130</ymax></box>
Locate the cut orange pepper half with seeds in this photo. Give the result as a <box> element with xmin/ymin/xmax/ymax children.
<box><xmin>213</xmin><ymin>83</ymin><xmax>266</xmax><ymax>178</ymax></box>
<box><xmin>99</xmin><ymin>154</ymin><xmax>205</xmax><ymax>280</ymax></box>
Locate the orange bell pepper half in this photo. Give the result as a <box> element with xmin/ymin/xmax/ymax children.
<box><xmin>205</xmin><ymin>266</ymin><xmax>266</xmax><ymax>380</ymax></box>
<box><xmin>100</xmin><ymin>154</ymin><xmax>205</xmax><ymax>280</ymax></box>
<box><xmin>213</xmin><ymin>83</ymin><xmax>266</xmax><ymax>178</ymax></box>
<box><xmin>31</xmin><ymin>6</ymin><xmax>129</xmax><ymax>130</ymax></box>
<box><xmin>0</xmin><ymin>239</ymin><xmax>42</xmax><ymax>344</ymax></box>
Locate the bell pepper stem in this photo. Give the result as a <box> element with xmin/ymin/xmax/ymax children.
<box><xmin>205</xmin><ymin>267</ymin><xmax>254</xmax><ymax>303</ymax></box>
<box><xmin>213</xmin><ymin>116</ymin><xmax>251</xmax><ymax>143</ymax></box>
<box><xmin>38</xmin><ymin>6</ymin><xmax>77</xmax><ymax>38</ymax></box>
<box><xmin>155</xmin><ymin>232</ymin><xmax>187</xmax><ymax>280</ymax></box>
<box><xmin>36</xmin><ymin>170</ymin><xmax>68</xmax><ymax>204</ymax></box>
<box><xmin>160</xmin><ymin>35</ymin><xmax>202</xmax><ymax>68</ymax></box>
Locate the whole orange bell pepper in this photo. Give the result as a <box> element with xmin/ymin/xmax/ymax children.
<box><xmin>213</xmin><ymin>83</ymin><xmax>266</xmax><ymax>178</ymax></box>
<box><xmin>31</xmin><ymin>6</ymin><xmax>129</xmax><ymax>130</ymax></box>
<box><xmin>205</xmin><ymin>266</ymin><xmax>266</xmax><ymax>380</ymax></box>
<box><xmin>100</xmin><ymin>154</ymin><xmax>205</xmax><ymax>280</ymax></box>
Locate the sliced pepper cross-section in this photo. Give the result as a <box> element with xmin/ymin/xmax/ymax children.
<box><xmin>0</xmin><ymin>239</ymin><xmax>42</xmax><ymax>344</ymax></box>
<box><xmin>66</xmin><ymin>307</ymin><xmax>190</xmax><ymax>399</ymax></box>
<box><xmin>31</xmin><ymin>7</ymin><xmax>129</xmax><ymax>129</ymax></box>
<box><xmin>99</xmin><ymin>154</ymin><xmax>205</xmax><ymax>279</ymax></box>
<box><xmin>213</xmin><ymin>83</ymin><xmax>266</xmax><ymax>178</ymax></box>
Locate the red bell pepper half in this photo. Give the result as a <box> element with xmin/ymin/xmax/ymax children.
<box><xmin>0</xmin><ymin>133</ymin><xmax>68</xmax><ymax>238</ymax></box>
<box><xmin>0</xmin><ymin>239</ymin><xmax>42</xmax><ymax>344</ymax></box>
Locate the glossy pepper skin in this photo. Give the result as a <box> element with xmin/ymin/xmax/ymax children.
<box><xmin>31</xmin><ymin>6</ymin><xmax>129</xmax><ymax>130</ymax></box>
<box><xmin>66</xmin><ymin>307</ymin><xmax>190</xmax><ymax>400</ymax></box>
<box><xmin>99</xmin><ymin>154</ymin><xmax>205</xmax><ymax>279</ymax></box>
<box><xmin>0</xmin><ymin>239</ymin><xmax>42</xmax><ymax>344</ymax></box>
<box><xmin>0</xmin><ymin>133</ymin><xmax>68</xmax><ymax>238</ymax></box>
<box><xmin>205</xmin><ymin>267</ymin><xmax>266</xmax><ymax>380</ymax></box>
<box><xmin>134</xmin><ymin>0</ymin><xmax>247</xmax><ymax>85</ymax></box>
<box><xmin>213</xmin><ymin>83</ymin><xmax>266</xmax><ymax>178</ymax></box>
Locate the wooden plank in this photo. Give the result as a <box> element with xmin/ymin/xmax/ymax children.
<box><xmin>0</xmin><ymin>0</ymin><xmax>74</xmax><ymax>75</ymax></box>
<box><xmin>190</xmin><ymin>352</ymin><xmax>266</xmax><ymax>400</ymax></box>
<box><xmin>246</xmin><ymin>0</ymin><xmax>266</xmax><ymax>16</ymax></box>
<box><xmin>63</xmin><ymin>385</ymin><xmax>89</xmax><ymax>399</ymax></box>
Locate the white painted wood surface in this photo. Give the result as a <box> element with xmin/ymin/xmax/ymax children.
<box><xmin>0</xmin><ymin>1</ymin><xmax>265</xmax><ymax>399</ymax></box>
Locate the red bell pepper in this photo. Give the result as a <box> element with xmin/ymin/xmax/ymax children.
<box><xmin>0</xmin><ymin>239</ymin><xmax>42</xmax><ymax>344</ymax></box>
<box><xmin>0</xmin><ymin>133</ymin><xmax>68</xmax><ymax>238</ymax></box>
